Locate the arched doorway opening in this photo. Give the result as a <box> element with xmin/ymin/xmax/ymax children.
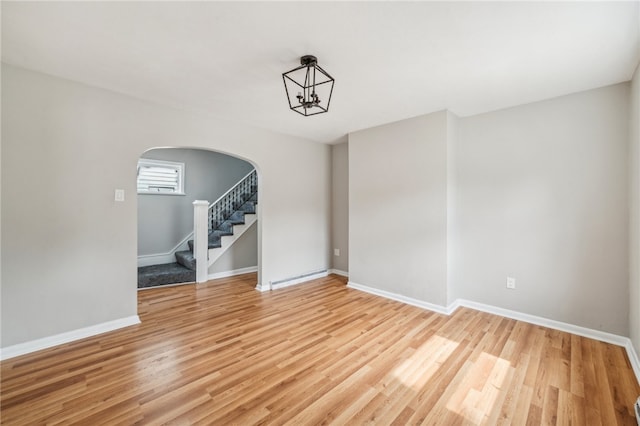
<box><xmin>135</xmin><ymin>147</ymin><xmax>261</xmax><ymax>289</ymax></box>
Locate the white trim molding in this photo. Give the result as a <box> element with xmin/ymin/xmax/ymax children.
<box><xmin>454</xmin><ymin>299</ymin><xmax>629</xmax><ymax>347</ymax></box>
<box><xmin>208</xmin><ymin>266</ymin><xmax>258</xmax><ymax>281</ymax></box>
<box><xmin>625</xmin><ymin>341</ymin><xmax>640</xmax><ymax>383</ymax></box>
<box><xmin>347</xmin><ymin>281</ymin><xmax>640</xmax><ymax>384</ymax></box>
<box><xmin>0</xmin><ymin>315</ymin><xmax>141</xmax><ymax>361</ymax></box>
<box><xmin>347</xmin><ymin>281</ymin><xmax>452</xmax><ymax>315</ymax></box>
<box><xmin>329</xmin><ymin>269</ymin><xmax>349</xmax><ymax>277</ymax></box>
<box><xmin>255</xmin><ymin>282</ymin><xmax>271</xmax><ymax>292</ymax></box>
<box><xmin>455</xmin><ymin>299</ymin><xmax>640</xmax><ymax>384</ymax></box>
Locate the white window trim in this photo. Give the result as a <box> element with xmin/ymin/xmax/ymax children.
<box><xmin>137</xmin><ymin>158</ymin><xmax>186</xmax><ymax>195</ymax></box>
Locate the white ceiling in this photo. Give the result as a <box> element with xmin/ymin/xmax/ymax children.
<box><xmin>2</xmin><ymin>1</ymin><xmax>639</xmax><ymax>144</ymax></box>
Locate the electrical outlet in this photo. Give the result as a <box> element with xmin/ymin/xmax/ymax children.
<box><xmin>334</xmin><ymin>249</ymin><xmax>340</xmax><ymax>256</ymax></box>
<box><xmin>506</xmin><ymin>276</ymin><xmax>516</xmax><ymax>289</ymax></box>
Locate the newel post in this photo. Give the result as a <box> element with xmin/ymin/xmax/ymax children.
<box><xmin>193</xmin><ymin>200</ymin><xmax>209</xmax><ymax>283</ymax></box>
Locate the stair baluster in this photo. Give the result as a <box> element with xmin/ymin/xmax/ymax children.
<box><xmin>207</xmin><ymin>170</ymin><xmax>258</xmax><ymax>232</ymax></box>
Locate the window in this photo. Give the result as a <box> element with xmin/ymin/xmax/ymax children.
<box><xmin>137</xmin><ymin>159</ymin><xmax>185</xmax><ymax>195</ymax></box>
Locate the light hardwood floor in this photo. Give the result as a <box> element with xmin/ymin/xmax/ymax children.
<box><xmin>1</xmin><ymin>273</ymin><xmax>639</xmax><ymax>425</ymax></box>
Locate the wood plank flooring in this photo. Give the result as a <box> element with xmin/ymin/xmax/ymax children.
<box><xmin>1</xmin><ymin>273</ymin><xmax>639</xmax><ymax>425</ymax></box>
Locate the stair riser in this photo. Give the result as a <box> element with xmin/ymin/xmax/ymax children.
<box><xmin>175</xmin><ymin>251</ymin><xmax>196</xmax><ymax>270</ymax></box>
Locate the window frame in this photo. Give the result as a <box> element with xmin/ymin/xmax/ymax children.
<box><xmin>137</xmin><ymin>158</ymin><xmax>186</xmax><ymax>196</ymax></box>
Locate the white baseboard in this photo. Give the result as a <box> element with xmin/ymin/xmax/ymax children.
<box><xmin>329</xmin><ymin>269</ymin><xmax>349</xmax><ymax>277</ymax></box>
<box><xmin>347</xmin><ymin>281</ymin><xmax>640</xmax><ymax>384</ymax></box>
<box><xmin>208</xmin><ymin>266</ymin><xmax>258</xmax><ymax>281</ymax></box>
<box><xmin>625</xmin><ymin>341</ymin><xmax>640</xmax><ymax>384</ymax></box>
<box><xmin>255</xmin><ymin>282</ymin><xmax>270</xmax><ymax>292</ymax></box>
<box><xmin>0</xmin><ymin>315</ymin><xmax>141</xmax><ymax>361</ymax></box>
<box><xmin>347</xmin><ymin>281</ymin><xmax>451</xmax><ymax>315</ymax></box>
<box><xmin>456</xmin><ymin>299</ymin><xmax>640</xmax><ymax>385</ymax></box>
<box><xmin>454</xmin><ymin>299</ymin><xmax>629</xmax><ymax>347</ymax></box>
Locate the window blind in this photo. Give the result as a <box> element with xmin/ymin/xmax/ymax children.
<box><xmin>137</xmin><ymin>159</ymin><xmax>184</xmax><ymax>194</ymax></box>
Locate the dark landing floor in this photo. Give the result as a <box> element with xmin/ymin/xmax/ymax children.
<box><xmin>138</xmin><ymin>263</ymin><xmax>195</xmax><ymax>289</ymax></box>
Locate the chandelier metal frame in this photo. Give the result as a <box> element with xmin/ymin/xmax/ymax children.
<box><xmin>282</xmin><ymin>55</ymin><xmax>335</xmax><ymax>117</ymax></box>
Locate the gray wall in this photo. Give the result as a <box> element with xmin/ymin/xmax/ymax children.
<box><xmin>348</xmin><ymin>83</ymin><xmax>630</xmax><ymax>336</ymax></box>
<box><xmin>138</xmin><ymin>148</ymin><xmax>254</xmax><ymax>256</ymax></box>
<box><xmin>454</xmin><ymin>84</ymin><xmax>630</xmax><ymax>335</ymax></box>
<box><xmin>349</xmin><ymin>111</ymin><xmax>449</xmax><ymax>306</ymax></box>
<box><xmin>331</xmin><ymin>142</ymin><xmax>349</xmax><ymax>273</ymax></box>
<box><xmin>630</xmin><ymin>63</ymin><xmax>640</xmax><ymax>351</ymax></box>
<box><xmin>209</xmin><ymin>223</ymin><xmax>258</xmax><ymax>274</ymax></box>
<box><xmin>1</xmin><ymin>64</ymin><xmax>330</xmax><ymax>348</ymax></box>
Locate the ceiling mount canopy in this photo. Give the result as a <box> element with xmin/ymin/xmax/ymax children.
<box><xmin>282</xmin><ymin>55</ymin><xmax>335</xmax><ymax>117</ymax></box>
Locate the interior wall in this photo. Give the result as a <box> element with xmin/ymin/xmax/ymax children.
<box><xmin>138</xmin><ymin>148</ymin><xmax>254</xmax><ymax>256</ymax></box>
<box><xmin>331</xmin><ymin>141</ymin><xmax>349</xmax><ymax>273</ymax></box>
<box><xmin>349</xmin><ymin>111</ymin><xmax>449</xmax><ymax>306</ymax></box>
<box><xmin>630</xmin><ymin>62</ymin><xmax>640</xmax><ymax>351</ymax></box>
<box><xmin>455</xmin><ymin>83</ymin><xmax>630</xmax><ymax>335</ymax></box>
<box><xmin>1</xmin><ymin>64</ymin><xmax>330</xmax><ymax>348</ymax></box>
<box><xmin>209</xmin><ymin>223</ymin><xmax>258</xmax><ymax>274</ymax></box>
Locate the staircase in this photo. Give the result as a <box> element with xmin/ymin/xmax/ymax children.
<box><xmin>173</xmin><ymin>193</ymin><xmax>258</xmax><ymax>271</ymax></box>
<box><xmin>138</xmin><ymin>170</ymin><xmax>258</xmax><ymax>289</ymax></box>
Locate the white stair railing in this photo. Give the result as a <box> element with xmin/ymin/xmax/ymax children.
<box><xmin>193</xmin><ymin>200</ymin><xmax>209</xmax><ymax>283</ymax></box>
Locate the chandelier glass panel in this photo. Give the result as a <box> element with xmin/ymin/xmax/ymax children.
<box><xmin>282</xmin><ymin>55</ymin><xmax>334</xmax><ymax>116</ymax></box>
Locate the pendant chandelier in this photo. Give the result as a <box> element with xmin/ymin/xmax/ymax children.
<box><xmin>282</xmin><ymin>55</ymin><xmax>335</xmax><ymax>116</ymax></box>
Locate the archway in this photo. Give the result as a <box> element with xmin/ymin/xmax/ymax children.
<box><xmin>135</xmin><ymin>147</ymin><xmax>261</xmax><ymax>289</ymax></box>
